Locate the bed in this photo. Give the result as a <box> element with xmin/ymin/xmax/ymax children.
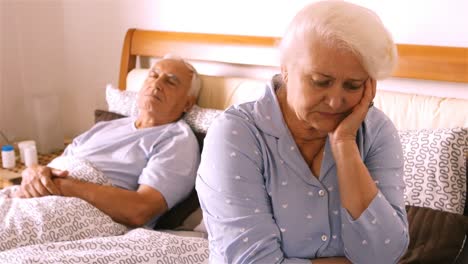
<box><xmin>0</xmin><ymin>28</ymin><xmax>467</xmax><ymax>264</ymax></box>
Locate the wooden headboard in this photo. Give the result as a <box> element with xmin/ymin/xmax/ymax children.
<box><xmin>119</xmin><ymin>28</ymin><xmax>468</xmax><ymax>89</ymax></box>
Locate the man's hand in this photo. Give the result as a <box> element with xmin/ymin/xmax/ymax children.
<box><xmin>15</xmin><ymin>165</ymin><xmax>69</xmax><ymax>198</ymax></box>
<box><xmin>329</xmin><ymin>78</ymin><xmax>376</xmax><ymax>145</ymax></box>
<box><xmin>52</xmin><ymin>177</ymin><xmax>79</xmax><ymax>197</ymax></box>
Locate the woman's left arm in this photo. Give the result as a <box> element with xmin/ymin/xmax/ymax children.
<box><xmin>329</xmin><ymin>79</ymin><xmax>409</xmax><ymax>264</ymax></box>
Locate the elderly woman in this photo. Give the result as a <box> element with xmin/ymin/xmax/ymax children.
<box><xmin>196</xmin><ymin>1</ymin><xmax>408</xmax><ymax>263</ymax></box>
<box><xmin>16</xmin><ymin>56</ymin><xmax>201</xmax><ymax>228</ymax></box>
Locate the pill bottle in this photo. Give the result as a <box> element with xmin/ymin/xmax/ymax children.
<box><xmin>1</xmin><ymin>145</ymin><xmax>16</xmax><ymax>169</ymax></box>
<box><xmin>24</xmin><ymin>145</ymin><xmax>38</xmax><ymax>167</ymax></box>
<box><xmin>18</xmin><ymin>140</ymin><xmax>36</xmax><ymax>163</ymax></box>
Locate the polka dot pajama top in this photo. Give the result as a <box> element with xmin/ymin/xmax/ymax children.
<box><xmin>196</xmin><ymin>82</ymin><xmax>409</xmax><ymax>264</ymax></box>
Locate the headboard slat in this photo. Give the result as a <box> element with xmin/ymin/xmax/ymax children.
<box><xmin>395</xmin><ymin>44</ymin><xmax>468</xmax><ymax>83</ymax></box>
<box><xmin>119</xmin><ymin>29</ymin><xmax>468</xmax><ymax>89</ymax></box>
<box><xmin>119</xmin><ymin>28</ymin><xmax>137</xmax><ymax>90</ymax></box>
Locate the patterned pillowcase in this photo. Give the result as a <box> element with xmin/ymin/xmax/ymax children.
<box><xmin>399</xmin><ymin>127</ymin><xmax>467</xmax><ymax>215</ymax></box>
<box><xmin>183</xmin><ymin>105</ymin><xmax>223</xmax><ymax>134</ymax></box>
<box><xmin>105</xmin><ymin>84</ymin><xmax>139</xmax><ymax>116</ymax></box>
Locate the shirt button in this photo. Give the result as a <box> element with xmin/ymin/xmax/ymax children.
<box><xmin>318</xmin><ymin>189</ymin><xmax>325</xmax><ymax>196</ymax></box>
<box><xmin>321</xmin><ymin>234</ymin><xmax>328</xmax><ymax>242</ymax></box>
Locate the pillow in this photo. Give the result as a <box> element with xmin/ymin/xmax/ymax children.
<box><xmin>183</xmin><ymin>105</ymin><xmax>223</xmax><ymax>134</ymax></box>
<box><xmin>105</xmin><ymin>84</ymin><xmax>139</xmax><ymax>116</ymax></box>
<box><xmin>399</xmin><ymin>127</ymin><xmax>467</xmax><ymax>215</ymax></box>
<box><xmin>399</xmin><ymin>205</ymin><xmax>468</xmax><ymax>264</ymax></box>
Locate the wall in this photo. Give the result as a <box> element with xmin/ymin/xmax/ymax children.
<box><xmin>0</xmin><ymin>0</ymin><xmax>467</xmax><ymax>146</ymax></box>
<box><xmin>149</xmin><ymin>0</ymin><xmax>468</xmax><ymax>47</ymax></box>
<box><xmin>0</xmin><ymin>0</ymin><xmax>67</xmax><ymax>147</ymax></box>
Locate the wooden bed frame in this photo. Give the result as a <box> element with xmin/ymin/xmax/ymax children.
<box><xmin>118</xmin><ymin>28</ymin><xmax>468</xmax><ymax>89</ymax></box>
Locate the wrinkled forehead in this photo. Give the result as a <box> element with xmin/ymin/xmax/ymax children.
<box><xmin>152</xmin><ymin>59</ymin><xmax>193</xmax><ymax>81</ymax></box>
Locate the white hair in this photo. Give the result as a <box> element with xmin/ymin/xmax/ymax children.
<box><xmin>279</xmin><ymin>0</ymin><xmax>397</xmax><ymax>80</ymax></box>
<box><xmin>162</xmin><ymin>54</ymin><xmax>202</xmax><ymax>98</ymax></box>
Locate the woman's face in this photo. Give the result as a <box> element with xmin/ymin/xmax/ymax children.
<box><xmin>282</xmin><ymin>40</ymin><xmax>369</xmax><ymax>133</ymax></box>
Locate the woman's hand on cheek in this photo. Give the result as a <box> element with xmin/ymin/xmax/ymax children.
<box><xmin>329</xmin><ymin>78</ymin><xmax>376</xmax><ymax>145</ymax></box>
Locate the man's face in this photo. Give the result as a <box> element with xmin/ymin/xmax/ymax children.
<box><xmin>137</xmin><ymin>59</ymin><xmax>194</xmax><ymax>118</ymax></box>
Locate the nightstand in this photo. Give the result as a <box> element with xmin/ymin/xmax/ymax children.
<box><xmin>0</xmin><ymin>149</ymin><xmax>64</xmax><ymax>189</ymax></box>
<box><xmin>0</xmin><ymin>169</ymin><xmax>21</xmax><ymax>188</ymax></box>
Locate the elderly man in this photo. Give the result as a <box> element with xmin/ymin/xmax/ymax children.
<box><xmin>15</xmin><ymin>57</ymin><xmax>201</xmax><ymax>228</ymax></box>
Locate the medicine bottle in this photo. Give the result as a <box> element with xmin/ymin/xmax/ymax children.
<box><xmin>1</xmin><ymin>145</ymin><xmax>16</xmax><ymax>169</ymax></box>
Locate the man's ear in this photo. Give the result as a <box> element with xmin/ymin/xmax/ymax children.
<box><xmin>281</xmin><ymin>65</ymin><xmax>288</xmax><ymax>83</ymax></box>
<box><xmin>183</xmin><ymin>96</ymin><xmax>196</xmax><ymax>112</ymax></box>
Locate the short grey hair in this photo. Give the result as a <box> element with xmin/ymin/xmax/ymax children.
<box><xmin>162</xmin><ymin>54</ymin><xmax>201</xmax><ymax>98</ymax></box>
<box><xmin>279</xmin><ymin>0</ymin><xmax>397</xmax><ymax>80</ymax></box>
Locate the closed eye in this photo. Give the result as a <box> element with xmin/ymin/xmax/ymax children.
<box><xmin>148</xmin><ymin>71</ymin><xmax>158</xmax><ymax>79</ymax></box>
<box><xmin>166</xmin><ymin>79</ymin><xmax>176</xmax><ymax>86</ymax></box>
<box><xmin>343</xmin><ymin>82</ymin><xmax>364</xmax><ymax>91</ymax></box>
<box><xmin>165</xmin><ymin>76</ymin><xmax>179</xmax><ymax>86</ymax></box>
<box><xmin>165</xmin><ymin>73</ymin><xmax>181</xmax><ymax>86</ymax></box>
<box><xmin>313</xmin><ymin>80</ymin><xmax>332</xmax><ymax>87</ymax></box>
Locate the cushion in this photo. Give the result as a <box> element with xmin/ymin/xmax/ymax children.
<box><xmin>374</xmin><ymin>90</ymin><xmax>468</xmax><ymax>130</ymax></box>
<box><xmin>399</xmin><ymin>127</ymin><xmax>467</xmax><ymax>215</ymax></box>
<box><xmin>105</xmin><ymin>84</ymin><xmax>139</xmax><ymax>116</ymax></box>
<box><xmin>399</xmin><ymin>205</ymin><xmax>468</xmax><ymax>264</ymax></box>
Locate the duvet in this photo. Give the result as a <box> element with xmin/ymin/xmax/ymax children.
<box><xmin>0</xmin><ymin>156</ymin><xmax>209</xmax><ymax>263</ymax></box>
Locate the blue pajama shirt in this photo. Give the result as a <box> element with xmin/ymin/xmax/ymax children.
<box><xmin>196</xmin><ymin>82</ymin><xmax>409</xmax><ymax>263</ymax></box>
<box><xmin>63</xmin><ymin>117</ymin><xmax>200</xmax><ymax>227</ymax></box>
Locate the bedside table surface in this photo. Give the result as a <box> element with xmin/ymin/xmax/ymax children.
<box><xmin>0</xmin><ymin>149</ymin><xmax>64</xmax><ymax>181</ymax></box>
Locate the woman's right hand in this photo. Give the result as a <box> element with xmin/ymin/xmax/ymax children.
<box><xmin>15</xmin><ymin>165</ymin><xmax>68</xmax><ymax>198</ymax></box>
<box><xmin>328</xmin><ymin>78</ymin><xmax>376</xmax><ymax>146</ymax></box>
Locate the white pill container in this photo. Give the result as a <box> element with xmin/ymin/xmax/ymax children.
<box><xmin>24</xmin><ymin>145</ymin><xmax>38</xmax><ymax>167</ymax></box>
<box><xmin>1</xmin><ymin>145</ymin><xmax>16</xmax><ymax>169</ymax></box>
<box><xmin>18</xmin><ymin>140</ymin><xmax>36</xmax><ymax>163</ymax></box>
